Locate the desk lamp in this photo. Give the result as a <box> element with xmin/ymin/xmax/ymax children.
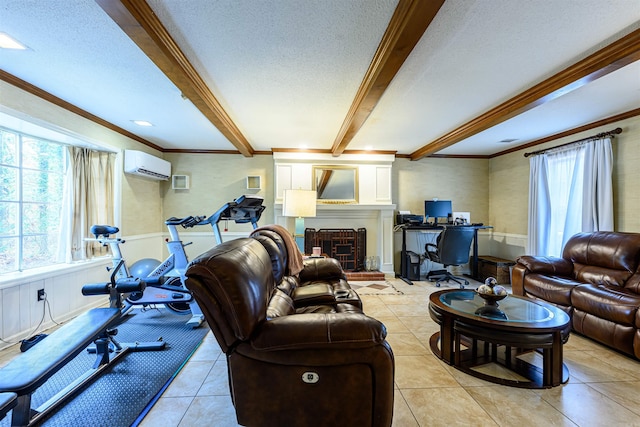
<box><xmin>283</xmin><ymin>189</ymin><xmax>317</xmax><ymax>253</ymax></box>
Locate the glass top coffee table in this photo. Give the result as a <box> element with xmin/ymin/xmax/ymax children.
<box><xmin>428</xmin><ymin>289</ymin><xmax>570</xmax><ymax>388</ymax></box>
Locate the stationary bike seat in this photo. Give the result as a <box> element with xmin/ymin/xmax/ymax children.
<box><xmin>90</xmin><ymin>225</ymin><xmax>119</xmax><ymax>238</ymax></box>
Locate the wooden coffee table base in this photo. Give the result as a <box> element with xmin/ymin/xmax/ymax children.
<box><xmin>430</xmin><ymin>324</ymin><xmax>569</xmax><ymax>388</ymax></box>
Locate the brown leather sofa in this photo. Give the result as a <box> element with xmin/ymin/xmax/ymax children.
<box><xmin>250</xmin><ymin>228</ymin><xmax>362</xmax><ymax>310</ymax></box>
<box><xmin>512</xmin><ymin>231</ymin><xmax>640</xmax><ymax>359</ymax></box>
<box><xmin>185</xmin><ymin>237</ymin><xmax>394</xmax><ymax>427</ymax></box>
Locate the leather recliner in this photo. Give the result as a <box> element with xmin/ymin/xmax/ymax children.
<box><xmin>250</xmin><ymin>228</ymin><xmax>362</xmax><ymax>309</ymax></box>
<box><xmin>185</xmin><ymin>237</ymin><xmax>394</xmax><ymax>427</ymax></box>
<box><xmin>512</xmin><ymin>231</ymin><xmax>640</xmax><ymax>359</ymax></box>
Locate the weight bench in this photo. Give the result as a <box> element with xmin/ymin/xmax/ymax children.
<box><xmin>0</xmin><ymin>392</ymin><xmax>17</xmax><ymax>421</ymax></box>
<box><xmin>0</xmin><ymin>308</ymin><xmax>126</xmax><ymax>426</ymax></box>
<box><xmin>0</xmin><ymin>271</ymin><xmax>165</xmax><ymax>426</ymax></box>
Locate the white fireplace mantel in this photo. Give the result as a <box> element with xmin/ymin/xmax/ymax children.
<box><xmin>273</xmin><ymin>153</ymin><xmax>396</xmax><ymax>276</ymax></box>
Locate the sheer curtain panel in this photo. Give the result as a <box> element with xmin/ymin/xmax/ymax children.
<box><xmin>526</xmin><ymin>137</ymin><xmax>613</xmax><ymax>256</ymax></box>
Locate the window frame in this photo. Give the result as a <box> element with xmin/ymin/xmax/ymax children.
<box><xmin>1</xmin><ymin>126</ymin><xmax>68</xmax><ymax>273</ymax></box>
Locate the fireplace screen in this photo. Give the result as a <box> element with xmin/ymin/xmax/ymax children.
<box><xmin>304</xmin><ymin>228</ymin><xmax>366</xmax><ymax>271</ymax></box>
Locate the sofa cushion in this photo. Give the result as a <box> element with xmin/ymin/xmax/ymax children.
<box><xmin>275</xmin><ymin>275</ymin><xmax>298</xmax><ymax>296</ymax></box>
<box><xmin>563</xmin><ymin>232</ymin><xmax>640</xmax><ymax>281</ymax></box>
<box><xmin>571</xmin><ymin>284</ymin><xmax>640</xmax><ymax>326</ymax></box>
<box><xmin>292</xmin><ymin>283</ymin><xmax>335</xmax><ymax>306</ymax></box>
<box><xmin>516</xmin><ymin>256</ymin><xmax>573</xmax><ymax>276</ymax></box>
<box><xmin>624</xmin><ymin>273</ymin><xmax>640</xmax><ymax>294</ymax></box>
<box><xmin>572</xmin><ymin>264</ymin><xmax>634</xmax><ymax>288</ymax></box>
<box><xmin>267</xmin><ymin>289</ymin><xmax>296</xmax><ymax>319</ymax></box>
<box><xmin>300</xmin><ymin>257</ymin><xmax>346</xmax><ymax>282</ymax></box>
<box><xmin>522</xmin><ymin>274</ymin><xmax>580</xmax><ymax>306</ymax></box>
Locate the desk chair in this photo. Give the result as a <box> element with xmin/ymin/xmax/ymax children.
<box><xmin>424</xmin><ymin>226</ymin><xmax>475</xmax><ymax>288</ymax></box>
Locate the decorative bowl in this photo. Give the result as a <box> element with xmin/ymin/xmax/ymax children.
<box><xmin>476</xmin><ymin>291</ymin><xmax>507</xmax><ymax>306</ymax></box>
<box><xmin>476</xmin><ymin>276</ymin><xmax>508</xmax><ymax>306</ymax></box>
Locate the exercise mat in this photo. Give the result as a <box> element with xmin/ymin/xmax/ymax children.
<box><xmin>1</xmin><ymin>307</ymin><xmax>208</xmax><ymax>427</ymax></box>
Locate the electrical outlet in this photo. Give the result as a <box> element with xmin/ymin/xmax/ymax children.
<box><xmin>37</xmin><ymin>289</ymin><xmax>45</xmax><ymax>301</ymax></box>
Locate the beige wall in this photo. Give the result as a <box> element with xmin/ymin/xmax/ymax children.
<box><xmin>4</xmin><ymin>78</ymin><xmax>638</xmax><ymax>250</ymax></box>
<box><xmin>0</xmin><ymin>80</ymin><xmax>165</xmax><ymax>236</ymax></box>
<box><xmin>489</xmin><ymin>114</ymin><xmax>640</xmax><ymax>236</ymax></box>
<box><xmin>393</xmin><ymin>157</ymin><xmax>490</xmax><ymax>224</ymax></box>
<box><xmin>162</xmin><ymin>153</ymin><xmax>274</xmax><ymax>230</ymax></box>
<box><xmin>0</xmin><ymin>81</ymin><xmax>168</xmax><ymax>346</ymax></box>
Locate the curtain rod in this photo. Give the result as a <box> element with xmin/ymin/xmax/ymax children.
<box><xmin>523</xmin><ymin>127</ymin><xmax>623</xmax><ymax>158</ymax></box>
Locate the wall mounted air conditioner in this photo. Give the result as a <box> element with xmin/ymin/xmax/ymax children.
<box><xmin>124</xmin><ymin>150</ymin><xmax>171</xmax><ymax>180</ymax></box>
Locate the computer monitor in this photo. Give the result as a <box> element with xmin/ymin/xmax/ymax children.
<box><xmin>425</xmin><ymin>200</ymin><xmax>452</xmax><ymax>225</ymax></box>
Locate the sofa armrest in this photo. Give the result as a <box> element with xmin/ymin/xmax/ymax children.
<box><xmin>250</xmin><ymin>313</ymin><xmax>386</xmax><ymax>351</ymax></box>
<box><xmin>300</xmin><ymin>257</ymin><xmax>346</xmax><ymax>282</ymax></box>
<box><xmin>516</xmin><ymin>255</ymin><xmax>573</xmax><ymax>276</ymax></box>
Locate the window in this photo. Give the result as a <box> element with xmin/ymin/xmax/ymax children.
<box><xmin>0</xmin><ymin>127</ymin><xmax>67</xmax><ymax>273</ymax></box>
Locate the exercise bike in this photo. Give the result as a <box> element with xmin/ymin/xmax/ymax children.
<box><xmin>90</xmin><ymin>218</ymin><xmax>204</xmax><ymax>328</ymax></box>
<box><xmin>90</xmin><ymin>195</ymin><xmax>266</xmax><ymax>328</ymax></box>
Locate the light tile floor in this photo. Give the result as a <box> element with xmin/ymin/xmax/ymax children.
<box><xmin>3</xmin><ymin>278</ymin><xmax>640</xmax><ymax>426</ymax></box>
<box><xmin>141</xmin><ymin>278</ymin><xmax>640</xmax><ymax>426</ymax></box>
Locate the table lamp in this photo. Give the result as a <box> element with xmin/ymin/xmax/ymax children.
<box><xmin>283</xmin><ymin>189</ymin><xmax>317</xmax><ymax>253</ymax></box>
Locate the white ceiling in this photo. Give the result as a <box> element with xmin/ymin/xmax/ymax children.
<box><xmin>0</xmin><ymin>0</ymin><xmax>639</xmax><ymax>157</ymax></box>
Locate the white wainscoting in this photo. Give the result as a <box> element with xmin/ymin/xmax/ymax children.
<box><xmin>0</xmin><ymin>233</ymin><xmax>164</xmax><ymax>351</ymax></box>
<box><xmin>487</xmin><ymin>232</ymin><xmax>528</xmax><ymax>261</ymax></box>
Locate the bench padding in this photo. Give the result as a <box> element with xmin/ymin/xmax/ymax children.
<box><xmin>0</xmin><ymin>307</ymin><xmax>120</xmax><ymax>395</ymax></box>
<box><xmin>0</xmin><ymin>392</ymin><xmax>16</xmax><ymax>420</ymax></box>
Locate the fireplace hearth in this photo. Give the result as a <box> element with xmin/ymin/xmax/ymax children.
<box><xmin>304</xmin><ymin>228</ymin><xmax>366</xmax><ymax>272</ymax></box>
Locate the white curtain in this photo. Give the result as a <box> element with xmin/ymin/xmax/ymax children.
<box><xmin>527</xmin><ymin>137</ymin><xmax>613</xmax><ymax>256</ymax></box>
<box><xmin>527</xmin><ymin>154</ymin><xmax>551</xmax><ymax>255</ymax></box>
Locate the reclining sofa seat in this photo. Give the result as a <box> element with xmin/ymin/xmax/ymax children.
<box><xmin>249</xmin><ymin>228</ymin><xmax>362</xmax><ymax>310</ymax></box>
<box><xmin>512</xmin><ymin>231</ymin><xmax>640</xmax><ymax>359</ymax></box>
<box><xmin>185</xmin><ymin>237</ymin><xmax>394</xmax><ymax>427</ymax></box>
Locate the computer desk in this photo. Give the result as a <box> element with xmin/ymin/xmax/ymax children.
<box><xmin>397</xmin><ymin>224</ymin><xmax>493</xmax><ymax>285</ymax></box>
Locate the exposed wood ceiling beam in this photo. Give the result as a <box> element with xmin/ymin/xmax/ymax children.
<box><xmin>330</xmin><ymin>0</ymin><xmax>445</xmax><ymax>157</ymax></box>
<box><xmin>411</xmin><ymin>28</ymin><xmax>640</xmax><ymax>160</ymax></box>
<box><xmin>0</xmin><ymin>69</ymin><xmax>164</xmax><ymax>151</ymax></box>
<box><xmin>96</xmin><ymin>0</ymin><xmax>254</xmax><ymax>157</ymax></box>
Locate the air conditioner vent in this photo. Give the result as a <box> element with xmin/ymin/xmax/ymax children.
<box><xmin>124</xmin><ymin>150</ymin><xmax>171</xmax><ymax>180</ymax></box>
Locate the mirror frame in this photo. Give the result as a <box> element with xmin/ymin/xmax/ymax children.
<box><xmin>312</xmin><ymin>165</ymin><xmax>359</xmax><ymax>204</ymax></box>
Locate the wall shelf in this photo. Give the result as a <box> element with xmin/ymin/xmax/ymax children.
<box><xmin>172</xmin><ymin>175</ymin><xmax>190</xmax><ymax>190</ymax></box>
<box><xmin>246</xmin><ymin>175</ymin><xmax>261</xmax><ymax>190</ymax></box>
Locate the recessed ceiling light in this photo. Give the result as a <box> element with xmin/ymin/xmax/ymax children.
<box><xmin>132</xmin><ymin>120</ymin><xmax>153</xmax><ymax>127</ymax></box>
<box><xmin>364</xmin><ymin>145</ymin><xmax>373</xmax><ymax>151</ymax></box>
<box><xmin>0</xmin><ymin>32</ymin><xmax>27</xmax><ymax>50</ymax></box>
<box><xmin>498</xmin><ymin>138</ymin><xmax>518</xmax><ymax>144</ymax></box>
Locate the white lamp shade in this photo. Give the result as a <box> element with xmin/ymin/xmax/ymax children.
<box><xmin>283</xmin><ymin>189</ymin><xmax>317</xmax><ymax>218</ymax></box>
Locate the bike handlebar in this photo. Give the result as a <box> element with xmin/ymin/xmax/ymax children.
<box><xmin>165</xmin><ymin>215</ymin><xmax>207</xmax><ymax>228</ymax></box>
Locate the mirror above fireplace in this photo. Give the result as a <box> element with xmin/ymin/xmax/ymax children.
<box><xmin>313</xmin><ymin>166</ymin><xmax>358</xmax><ymax>204</ymax></box>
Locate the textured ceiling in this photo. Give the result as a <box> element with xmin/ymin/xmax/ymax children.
<box><xmin>0</xmin><ymin>0</ymin><xmax>639</xmax><ymax>157</ymax></box>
